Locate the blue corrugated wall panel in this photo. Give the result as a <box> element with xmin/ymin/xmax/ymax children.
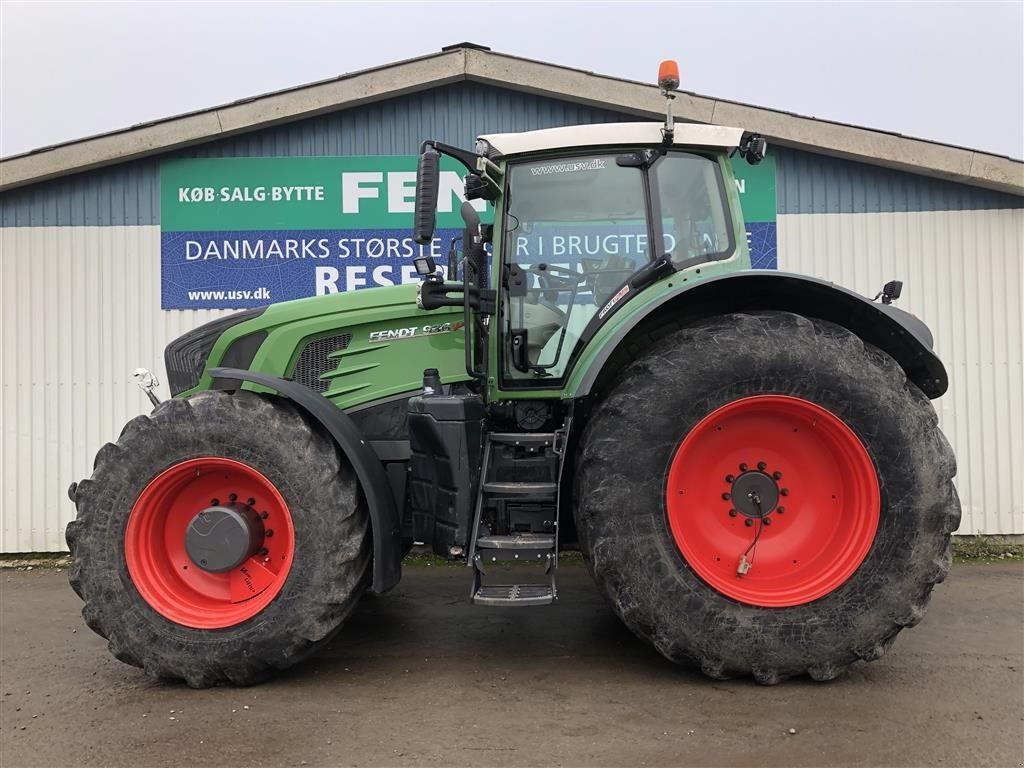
<box><xmin>774</xmin><ymin>146</ymin><xmax>1023</xmax><ymax>214</ymax></box>
<box><xmin>0</xmin><ymin>83</ymin><xmax>633</xmax><ymax>228</ymax></box>
<box><xmin>2</xmin><ymin>81</ymin><xmax>1021</xmax><ymax>228</ymax></box>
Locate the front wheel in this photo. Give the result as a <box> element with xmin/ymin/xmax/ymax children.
<box><xmin>66</xmin><ymin>391</ymin><xmax>370</xmax><ymax>687</ymax></box>
<box><xmin>576</xmin><ymin>312</ymin><xmax>960</xmax><ymax>683</ymax></box>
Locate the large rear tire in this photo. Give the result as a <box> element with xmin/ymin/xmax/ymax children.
<box><xmin>66</xmin><ymin>390</ymin><xmax>370</xmax><ymax>687</ymax></box>
<box><xmin>576</xmin><ymin>312</ymin><xmax>960</xmax><ymax>683</ymax></box>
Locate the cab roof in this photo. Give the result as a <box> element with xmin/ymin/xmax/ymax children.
<box><xmin>477</xmin><ymin>122</ymin><xmax>745</xmax><ymax>158</ymax></box>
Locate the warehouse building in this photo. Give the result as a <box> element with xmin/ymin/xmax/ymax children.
<box><xmin>1</xmin><ymin>44</ymin><xmax>1021</xmax><ymax>551</ymax></box>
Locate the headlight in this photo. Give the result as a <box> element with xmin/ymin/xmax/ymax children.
<box><xmin>164</xmin><ymin>308</ymin><xmax>265</xmax><ymax>396</ymax></box>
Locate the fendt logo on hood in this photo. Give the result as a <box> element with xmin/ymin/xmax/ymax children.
<box><xmin>368</xmin><ymin>321</ymin><xmax>464</xmax><ymax>343</ymax></box>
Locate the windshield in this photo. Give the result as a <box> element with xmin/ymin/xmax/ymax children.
<box><xmin>507</xmin><ymin>155</ymin><xmax>650</xmax><ymax>266</ymax></box>
<box><xmin>501</xmin><ymin>150</ymin><xmax>733</xmax><ymax>383</ymax></box>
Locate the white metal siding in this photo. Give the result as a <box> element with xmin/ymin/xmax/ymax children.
<box><xmin>1</xmin><ymin>209</ymin><xmax>1022</xmax><ymax>550</ymax></box>
<box><xmin>778</xmin><ymin>208</ymin><xmax>1024</xmax><ymax>536</ymax></box>
<box><xmin>0</xmin><ymin>225</ymin><xmax>231</xmax><ymax>551</ymax></box>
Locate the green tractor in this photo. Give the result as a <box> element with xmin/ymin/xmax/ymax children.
<box><xmin>66</xmin><ymin>64</ymin><xmax>960</xmax><ymax>687</ymax></box>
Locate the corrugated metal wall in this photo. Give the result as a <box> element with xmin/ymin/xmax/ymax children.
<box><xmin>1</xmin><ymin>83</ymin><xmax>632</xmax><ymax>228</ymax></box>
<box><xmin>773</xmin><ymin>149</ymin><xmax>1023</xmax><ymax>536</ymax></box>
<box><xmin>774</xmin><ymin>147</ymin><xmax>1023</xmax><ymax>214</ymax></box>
<box><xmin>777</xmin><ymin>209</ymin><xmax>1023</xmax><ymax>535</ymax></box>
<box><xmin>1</xmin><ymin>81</ymin><xmax>1022</xmax><ymax>551</ymax></box>
<box><xmin>1</xmin><ymin>225</ymin><xmax>224</xmax><ymax>551</ymax></box>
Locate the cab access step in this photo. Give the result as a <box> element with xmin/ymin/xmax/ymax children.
<box><xmin>405</xmin><ymin>374</ymin><xmax>570</xmax><ymax>607</ymax></box>
<box><xmin>468</xmin><ymin>430</ymin><xmax>567</xmax><ymax>606</ymax></box>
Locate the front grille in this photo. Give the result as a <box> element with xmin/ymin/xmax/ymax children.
<box><xmin>291</xmin><ymin>333</ymin><xmax>353</xmax><ymax>393</ymax></box>
<box><xmin>164</xmin><ymin>308</ymin><xmax>266</xmax><ymax>396</ymax></box>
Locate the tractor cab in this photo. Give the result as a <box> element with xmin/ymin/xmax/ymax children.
<box><xmin>413</xmin><ymin>115</ymin><xmax>768</xmax><ymax>395</ymax></box>
<box><xmin>484</xmin><ymin>127</ymin><xmax>746</xmax><ymax>382</ymax></box>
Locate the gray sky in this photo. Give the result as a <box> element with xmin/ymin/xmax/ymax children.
<box><xmin>1</xmin><ymin>1</ymin><xmax>1022</xmax><ymax>159</ymax></box>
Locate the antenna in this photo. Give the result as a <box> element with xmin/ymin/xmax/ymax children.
<box><xmin>658</xmin><ymin>60</ymin><xmax>680</xmax><ymax>145</ymax></box>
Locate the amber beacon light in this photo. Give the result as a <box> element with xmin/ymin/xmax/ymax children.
<box><xmin>658</xmin><ymin>59</ymin><xmax>680</xmax><ymax>91</ymax></box>
<box><xmin>658</xmin><ymin>59</ymin><xmax>680</xmax><ymax>143</ymax></box>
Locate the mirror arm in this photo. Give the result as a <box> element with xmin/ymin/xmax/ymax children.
<box><xmin>422</xmin><ymin>140</ymin><xmax>479</xmax><ymax>174</ymax></box>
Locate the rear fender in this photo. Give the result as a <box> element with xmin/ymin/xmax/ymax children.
<box><xmin>208</xmin><ymin>367</ymin><xmax>402</xmax><ymax>593</ymax></box>
<box><xmin>577</xmin><ymin>271</ymin><xmax>948</xmax><ymax>399</ymax></box>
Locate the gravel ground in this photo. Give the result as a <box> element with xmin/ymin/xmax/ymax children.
<box><xmin>1</xmin><ymin>562</ymin><xmax>1021</xmax><ymax>768</ymax></box>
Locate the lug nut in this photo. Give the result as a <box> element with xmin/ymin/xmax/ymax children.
<box><xmin>725</xmin><ymin>474</ymin><xmax>735</xmax><ymax>483</ymax></box>
<box><xmin>780</xmin><ymin>488</ymin><xmax>789</xmax><ymax>496</ymax></box>
<box><xmin>728</xmin><ymin>509</ymin><xmax>738</xmax><ymax>517</ymax></box>
<box><xmin>739</xmin><ymin>463</ymin><xmax>748</xmax><ymax>472</ymax></box>
<box><xmin>265</xmin><ymin>530</ymin><xmax>274</xmax><ymax>538</ymax></box>
<box><xmin>722</xmin><ymin>492</ymin><xmax>731</xmax><ymax>500</ymax></box>
<box><xmin>757</xmin><ymin>461</ymin><xmax>767</xmax><ymax>471</ymax></box>
<box><xmin>247</xmin><ymin>498</ymin><xmax>256</xmax><ymax>506</ymax></box>
<box><xmin>763</xmin><ymin>517</ymin><xmax>772</xmax><ymax>526</ymax></box>
<box><xmin>229</xmin><ymin>493</ymin><xmax>238</xmax><ymax>502</ymax></box>
<box><xmin>210</xmin><ymin>498</ymin><xmax>220</xmax><ymax>506</ymax></box>
<box><xmin>259</xmin><ymin>547</ymin><xmax>269</xmax><ymax>556</ymax></box>
<box><xmin>777</xmin><ymin>507</ymin><xmax>785</xmax><ymax>514</ymax></box>
<box><xmin>260</xmin><ymin>511</ymin><xmax>269</xmax><ymax>519</ymax></box>
<box><xmin>745</xmin><ymin>518</ymin><xmax>754</xmax><ymax>527</ymax></box>
<box><xmin>773</xmin><ymin>471</ymin><xmax>783</xmax><ymax>480</ymax></box>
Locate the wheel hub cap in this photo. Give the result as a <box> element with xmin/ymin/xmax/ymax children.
<box><xmin>729</xmin><ymin>470</ymin><xmax>780</xmax><ymax>518</ymax></box>
<box><xmin>185</xmin><ymin>502</ymin><xmax>264</xmax><ymax>573</ymax></box>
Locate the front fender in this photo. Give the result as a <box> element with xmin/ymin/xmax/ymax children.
<box><xmin>574</xmin><ymin>271</ymin><xmax>948</xmax><ymax>399</ymax></box>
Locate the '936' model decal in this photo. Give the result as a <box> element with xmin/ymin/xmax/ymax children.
<box><xmin>368</xmin><ymin>321</ymin><xmax>464</xmax><ymax>343</ymax></box>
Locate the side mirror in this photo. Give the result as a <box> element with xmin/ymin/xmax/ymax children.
<box><xmin>413</xmin><ymin>146</ymin><xmax>440</xmax><ymax>245</ymax></box>
<box><xmin>460</xmin><ymin>200</ymin><xmax>481</xmax><ymax>236</ymax></box>
<box><xmin>460</xmin><ymin>201</ymin><xmax>485</xmax><ymax>286</ymax></box>
<box><xmin>880</xmin><ymin>280</ymin><xmax>903</xmax><ymax>305</ymax></box>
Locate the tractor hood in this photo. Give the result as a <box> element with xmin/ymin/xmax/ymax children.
<box><xmin>170</xmin><ymin>284</ymin><xmax>468</xmax><ymax>408</ymax></box>
<box><xmin>260</xmin><ymin>283</ymin><xmax>422</xmax><ymax>321</ymax></box>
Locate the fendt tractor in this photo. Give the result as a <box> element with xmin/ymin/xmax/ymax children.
<box><xmin>67</xmin><ymin>62</ymin><xmax>960</xmax><ymax>687</ymax></box>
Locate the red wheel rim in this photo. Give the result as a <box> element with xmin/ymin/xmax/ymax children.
<box><xmin>665</xmin><ymin>395</ymin><xmax>880</xmax><ymax>607</ymax></box>
<box><xmin>125</xmin><ymin>458</ymin><xmax>295</xmax><ymax>629</ymax></box>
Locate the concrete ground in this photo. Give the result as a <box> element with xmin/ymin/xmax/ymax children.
<box><xmin>1</xmin><ymin>562</ymin><xmax>1021</xmax><ymax>768</ymax></box>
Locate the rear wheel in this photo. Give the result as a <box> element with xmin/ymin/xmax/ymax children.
<box><xmin>67</xmin><ymin>390</ymin><xmax>370</xmax><ymax>687</ymax></box>
<box><xmin>576</xmin><ymin>312</ymin><xmax>960</xmax><ymax>683</ymax></box>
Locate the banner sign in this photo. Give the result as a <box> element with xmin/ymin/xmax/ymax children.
<box><xmin>160</xmin><ymin>154</ymin><xmax>776</xmax><ymax>309</ymax></box>
<box><xmin>734</xmin><ymin>155</ymin><xmax>777</xmax><ymax>270</ymax></box>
